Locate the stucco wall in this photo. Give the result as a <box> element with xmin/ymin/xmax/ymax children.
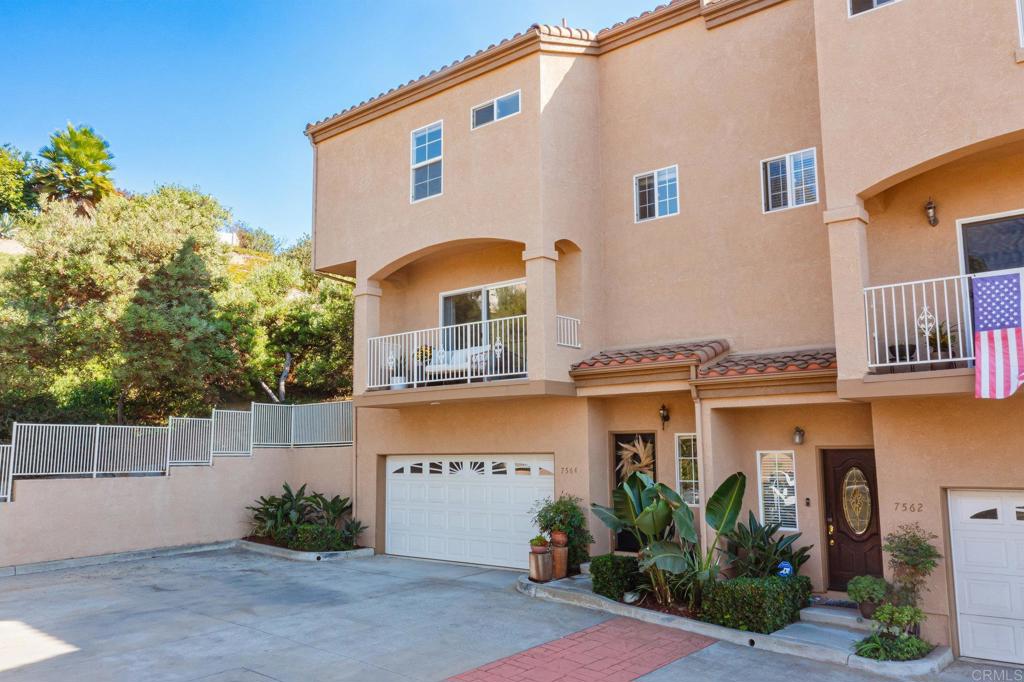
<box><xmin>866</xmin><ymin>140</ymin><xmax>1024</xmax><ymax>286</ymax></box>
<box><xmin>0</xmin><ymin>446</ymin><xmax>353</xmax><ymax>568</ymax></box>
<box><xmin>594</xmin><ymin>0</ymin><xmax>832</xmax><ymax>354</ymax></box>
<box><xmin>871</xmin><ymin>395</ymin><xmax>1024</xmax><ymax>648</ymax></box>
<box><xmin>704</xmin><ymin>401</ymin><xmax>874</xmax><ymax>593</ymax></box>
<box><xmin>354</xmin><ymin>394</ymin><xmax>698</xmax><ymax>559</ymax></box>
<box><xmin>814</xmin><ymin>0</ymin><xmax>1024</xmax><ymax>206</ymax></box>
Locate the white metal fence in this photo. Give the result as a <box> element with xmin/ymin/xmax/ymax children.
<box><xmin>0</xmin><ymin>400</ymin><xmax>353</xmax><ymax>502</ymax></box>
<box><xmin>250</xmin><ymin>401</ymin><xmax>355</xmax><ymax>447</ymax></box>
<box><xmin>210</xmin><ymin>409</ymin><xmax>252</xmax><ymax>457</ymax></box>
<box><xmin>293</xmin><ymin>401</ymin><xmax>353</xmax><ymax>446</ymax></box>
<box><xmin>367</xmin><ymin>315</ymin><xmax>528</xmax><ymax>389</ymax></box>
<box><xmin>10</xmin><ymin>423</ymin><xmax>170</xmax><ymax>478</ymax></box>
<box><xmin>863</xmin><ymin>273</ymin><xmax>975</xmax><ymax>370</ymax></box>
<box><xmin>556</xmin><ymin>315</ymin><xmax>582</xmax><ymax>349</ymax></box>
<box><xmin>168</xmin><ymin>417</ymin><xmax>213</xmax><ymax>466</ymax></box>
<box><xmin>251</xmin><ymin>403</ymin><xmax>293</xmax><ymax>447</ymax></box>
<box><xmin>0</xmin><ymin>444</ymin><xmax>11</xmax><ymax>502</ymax></box>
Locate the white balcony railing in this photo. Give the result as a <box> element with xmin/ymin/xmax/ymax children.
<box><xmin>556</xmin><ymin>315</ymin><xmax>582</xmax><ymax>349</ymax></box>
<box><xmin>368</xmin><ymin>315</ymin><xmax>528</xmax><ymax>389</ymax></box>
<box><xmin>863</xmin><ymin>273</ymin><xmax>975</xmax><ymax>370</ymax></box>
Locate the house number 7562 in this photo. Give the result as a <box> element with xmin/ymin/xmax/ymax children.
<box><xmin>894</xmin><ymin>502</ymin><xmax>923</xmax><ymax>512</ymax></box>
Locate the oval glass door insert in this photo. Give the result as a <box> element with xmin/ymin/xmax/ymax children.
<box><xmin>842</xmin><ymin>467</ymin><xmax>871</xmax><ymax>535</ymax></box>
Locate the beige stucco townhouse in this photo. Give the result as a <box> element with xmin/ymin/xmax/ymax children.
<box><xmin>305</xmin><ymin>0</ymin><xmax>1024</xmax><ymax>664</ymax></box>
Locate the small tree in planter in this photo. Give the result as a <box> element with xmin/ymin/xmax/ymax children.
<box><xmin>531</xmin><ymin>495</ymin><xmax>594</xmax><ymax>570</ymax></box>
<box><xmin>883</xmin><ymin>523</ymin><xmax>942</xmax><ymax>608</ymax></box>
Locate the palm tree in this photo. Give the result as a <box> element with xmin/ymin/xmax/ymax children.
<box><xmin>35</xmin><ymin>123</ymin><xmax>115</xmax><ymax>214</ymax></box>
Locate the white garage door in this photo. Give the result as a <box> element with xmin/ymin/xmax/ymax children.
<box><xmin>385</xmin><ymin>455</ymin><xmax>554</xmax><ymax>569</ymax></box>
<box><xmin>950</xmin><ymin>490</ymin><xmax>1024</xmax><ymax>664</ymax></box>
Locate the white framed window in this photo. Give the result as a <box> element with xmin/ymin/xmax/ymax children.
<box><xmin>757</xmin><ymin>451</ymin><xmax>798</xmax><ymax>530</ymax></box>
<box><xmin>471</xmin><ymin>90</ymin><xmax>521</xmax><ymax>129</ymax></box>
<box><xmin>675</xmin><ymin>433</ymin><xmax>700</xmax><ymax>505</ymax></box>
<box><xmin>438</xmin><ymin>278</ymin><xmax>526</xmax><ymax>327</ymax></box>
<box><xmin>411</xmin><ymin>121</ymin><xmax>443</xmax><ymax>202</ymax></box>
<box><xmin>634</xmin><ymin>165</ymin><xmax>679</xmax><ymax>223</ymax></box>
<box><xmin>761</xmin><ymin>147</ymin><xmax>817</xmax><ymax>213</ymax></box>
<box><xmin>1018</xmin><ymin>0</ymin><xmax>1024</xmax><ymax>47</ymax></box>
<box><xmin>849</xmin><ymin>0</ymin><xmax>899</xmax><ymax>17</ymax></box>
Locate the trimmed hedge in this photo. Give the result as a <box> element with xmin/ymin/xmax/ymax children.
<box><xmin>590</xmin><ymin>554</ymin><xmax>640</xmax><ymax>601</ymax></box>
<box><xmin>701</xmin><ymin>575</ymin><xmax>811</xmax><ymax>634</ymax></box>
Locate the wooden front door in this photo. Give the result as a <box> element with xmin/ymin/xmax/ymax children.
<box><xmin>823</xmin><ymin>449</ymin><xmax>884</xmax><ymax>591</ymax></box>
<box><xmin>612</xmin><ymin>433</ymin><xmax>656</xmax><ymax>552</ymax></box>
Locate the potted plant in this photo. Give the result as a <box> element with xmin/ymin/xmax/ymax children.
<box><xmin>925</xmin><ymin>320</ymin><xmax>959</xmax><ymax>370</ymax></box>
<box><xmin>529</xmin><ymin>534</ymin><xmax>550</xmax><ymax>554</ymax></box>
<box><xmin>531</xmin><ymin>495</ymin><xmax>595</xmax><ymax>572</ymax></box>
<box><xmin>414</xmin><ymin>344</ymin><xmax>433</xmax><ymax>383</ymax></box>
<box><xmin>550</xmin><ymin>526</ymin><xmax>568</xmax><ymax>548</ymax></box>
<box><xmin>847</xmin><ymin>575</ymin><xmax>888</xmax><ymax>619</ymax></box>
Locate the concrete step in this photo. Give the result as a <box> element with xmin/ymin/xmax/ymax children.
<box><xmin>800</xmin><ymin>605</ymin><xmax>875</xmax><ymax>633</ymax></box>
<box><xmin>773</xmin><ymin>620</ymin><xmax>863</xmax><ymax>655</ymax></box>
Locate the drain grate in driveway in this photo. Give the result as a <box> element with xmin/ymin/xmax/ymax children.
<box><xmin>447</xmin><ymin>616</ymin><xmax>715</xmax><ymax>682</ymax></box>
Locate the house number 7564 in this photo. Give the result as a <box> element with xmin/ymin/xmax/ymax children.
<box><xmin>894</xmin><ymin>502</ymin><xmax>923</xmax><ymax>512</ymax></box>
<box><xmin>560</xmin><ymin>466</ymin><xmax>579</xmax><ymax>475</ymax></box>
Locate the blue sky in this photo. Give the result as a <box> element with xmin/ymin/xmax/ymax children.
<box><xmin>2</xmin><ymin>1</ymin><xmax>655</xmax><ymax>245</ymax></box>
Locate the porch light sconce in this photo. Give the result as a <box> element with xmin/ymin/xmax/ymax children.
<box><xmin>792</xmin><ymin>427</ymin><xmax>805</xmax><ymax>445</ymax></box>
<box><xmin>925</xmin><ymin>198</ymin><xmax>939</xmax><ymax>227</ymax></box>
<box><xmin>659</xmin><ymin>404</ymin><xmax>670</xmax><ymax>430</ymax></box>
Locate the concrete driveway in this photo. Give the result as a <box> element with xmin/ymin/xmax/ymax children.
<box><xmin>0</xmin><ymin>548</ymin><xmax>1017</xmax><ymax>681</ymax></box>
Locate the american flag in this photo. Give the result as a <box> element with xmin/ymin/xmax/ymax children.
<box><xmin>972</xmin><ymin>270</ymin><xmax>1024</xmax><ymax>399</ymax></box>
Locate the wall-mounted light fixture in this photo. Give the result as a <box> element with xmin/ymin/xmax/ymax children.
<box><xmin>925</xmin><ymin>198</ymin><xmax>938</xmax><ymax>227</ymax></box>
<box><xmin>792</xmin><ymin>426</ymin><xmax>805</xmax><ymax>445</ymax></box>
<box><xmin>659</xmin><ymin>404</ymin><xmax>670</xmax><ymax>430</ymax></box>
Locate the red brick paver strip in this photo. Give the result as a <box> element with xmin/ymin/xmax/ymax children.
<box><xmin>448</xmin><ymin>617</ymin><xmax>715</xmax><ymax>682</ymax></box>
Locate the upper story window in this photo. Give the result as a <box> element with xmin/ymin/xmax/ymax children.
<box><xmin>761</xmin><ymin>147</ymin><xmax>818</xmax><ymax>213</ymax></box>
<box><xmin>471</xmin><ymin>91</ymin><xmax>521</xmax><ymax>129</ymax></box>
<box><xmin>411</xmin><ymin>121</ymin><xmax>443</xmax><ymax>202</ymax></box>
<box><xmin>849</xmin><ymin>0</ymin><xmax>898</xmax><ymax>16</ymax></box>
<box><xmin>634</xmin><ymin>165</ymin><xmax>679</xmax><ymax>223</ymax></box>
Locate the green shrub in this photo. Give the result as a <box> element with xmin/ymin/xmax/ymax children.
<box><xmin>724</xmin><ymin>512</ymin><xmax>812</xmax><ymax>579</ymax></box>
<box><xmin>701</xmin><ymin>576</ymin><xmax>811</xmax><ymax>634</ymax></box>
<box><xmin>531</xmin><ymin>495</ymin><xmax>595</xmax><ymax>571</ymax></box>
<box><xmin>883</xmin><ymin>523</ymin><xmax>941</xmax><ymax>606</ymax></box>
<box><xmin>847</xmin><ymin>575</ymin><xmax>888</xmax><ymax>604</ymax></box>
<box><xmin>590</xmin><ymin>554</ymin><xmax>641</xmax><ymax>601</ymax></box>
<box><xmin>287</xmin><ymin>524</ymin><xmax>352</xmax><ymax>552</ymax></box>
<box><xmin>855</xmin><ymin>632</ymin><xmax>933</xmax><ymax>661</ymax></box>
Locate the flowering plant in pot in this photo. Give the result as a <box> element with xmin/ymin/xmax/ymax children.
<box><xmin>531</xmin><ymin>495</ymin><xmax>594</xmax><ymax>570</ymax></box>
<box><xmin>529</xmin><ymin>535</ymin><xmax>550</xmax><ymax>554</ymax></box>
<box><xmin>847</xmin><ymin>575</ymin><xmax>888</xmax><ymax>619</ymax></box>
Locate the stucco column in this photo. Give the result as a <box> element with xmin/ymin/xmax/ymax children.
<box><xmin>352</xmin><ymin>280</ymin><xmax>382</xmax><ymax>395</ymax></box>
<box><xmin>523</xmin><ymin>247</ymin><xmax>559</xmax><ymax>382</ymax></box>
<box><xmin>826</xmin><ymin>204</ymin><xmax>871</xmax><ymax>382</ymax></box>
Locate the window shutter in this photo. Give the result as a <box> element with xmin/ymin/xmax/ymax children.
<box><xmin>759</xmin><ymin>452</ymin><xmax>797</xmax><ymax>529</ymax></box>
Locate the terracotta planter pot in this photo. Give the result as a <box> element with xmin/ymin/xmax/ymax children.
<box><xmin>551</xmin><ymin>546</ymin><xmax>568</xmax><ymax>579</ymax></box>
<box><xmin>859</xmin><ymin>601</ymin><xmax>879</xmax><ymax>619</ymax></box>
<box><xmin>529</xmin><ymin>551</ymin><xmax>552</xmax><ymax>582</ymax></box>
<box><xmin>550</xmin><ymin>530</ymin><xmax>569</xmax><ymax>547</ymax></box>
<box><xmin>530</xmin><ymin>545</ymin><xmax>550</xmax><ymax>554</ymax></box>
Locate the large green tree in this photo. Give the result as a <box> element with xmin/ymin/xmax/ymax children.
<box><xmin>35</xmin><ymin>123</ymin><xmax>115</xmax><ymax>213</ymax></box>
<box><xmin>115</xmin><ymin>237</ymin><xmax>237</xmax><ymax>422</ymax></box>
<box><xmin>0</xmin><ymin>145</ymin><xmax>37</xmax><ymax>234</ymax></box>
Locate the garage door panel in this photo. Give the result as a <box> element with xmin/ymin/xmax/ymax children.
<box><xmin>951</xmin><ymin>490</ymin><xmax>1024</xmax><ymax>665</ymax></box>
<box><xmin>386</xmin><ymin>454</ymin><xmax>554</xmax><ymax>569</ymax></box>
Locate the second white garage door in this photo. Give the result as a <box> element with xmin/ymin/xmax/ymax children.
<box><xmin>950</xmin><ymin>490</ymin><xmax>1024</xmax><ymax>665</ymax></box>
<box><xmin>385</xmin><ymin>455</ymin><xmax>554</xmax><ymax>569</ymax></box>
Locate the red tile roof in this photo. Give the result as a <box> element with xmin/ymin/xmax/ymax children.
<box><xmin>571</xmin><ymin>340</ymin><xmax>729</xmax><ymax>373</ymax></box>
<box><xmin>697</xmin><ymin>348</ymin><xmax>837</xmax><ymax>379</ymax></box>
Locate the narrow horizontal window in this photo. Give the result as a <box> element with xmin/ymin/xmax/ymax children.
<box><xmin>762</xmin><ymin>147</ymin><xmax>817</xmax><ymax>212</ymax></box>
<box><xmin>411</xmin><ymin>122</ymin><xmax>442</xmax><ymax>202</ymax></box>
<box><xmin>849</xmin><ymin>0</ymin><xmax>897</xmax><ymax>16</ymax></box>
<box><xmin>634</xmin><ymin>165</ymin><xmax>679</xmax><ymax>222</ymax></box>
<box><xmin>471</xmin><ymin>91</ymin><xmax>520</xmax><ymax>129</ymax></box>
